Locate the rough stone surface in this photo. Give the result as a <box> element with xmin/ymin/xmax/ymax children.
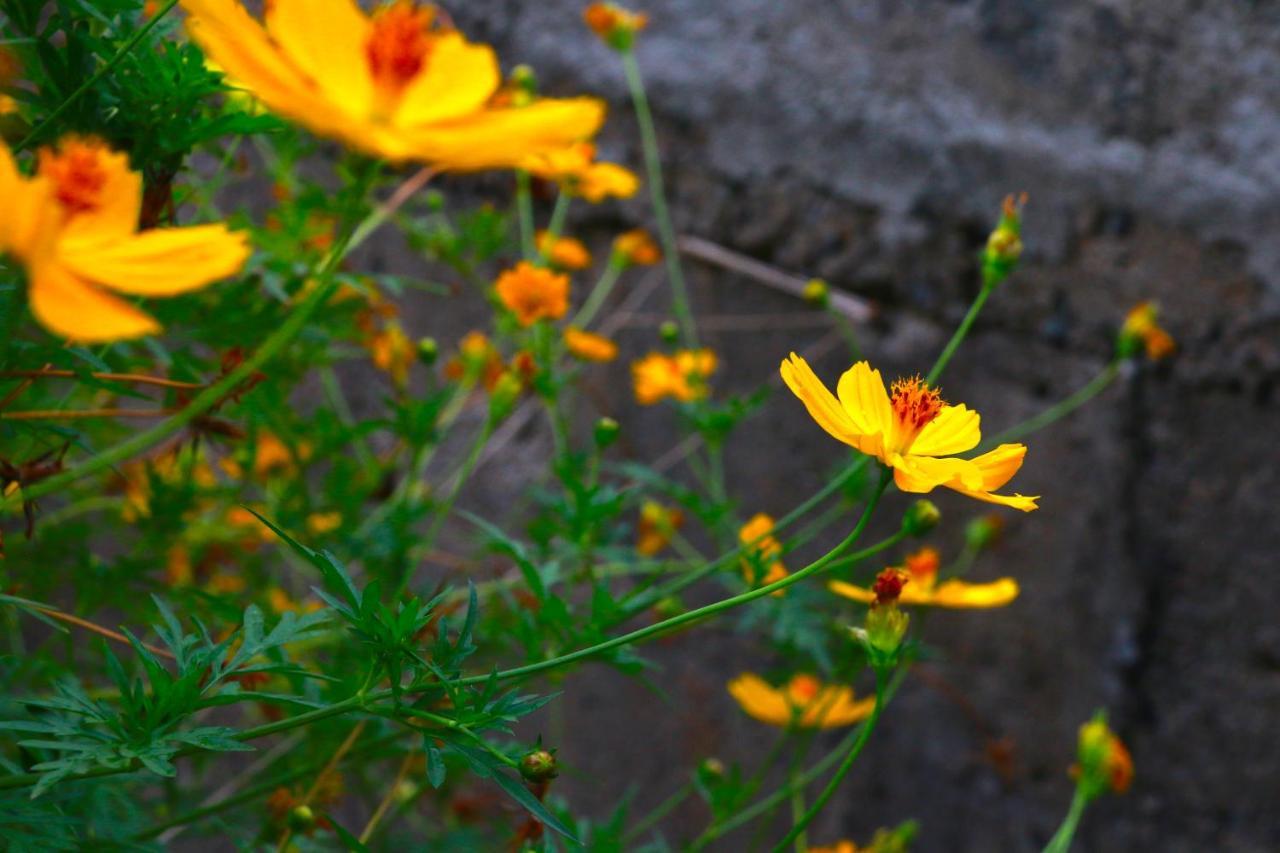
<box><xmin>388</xmin><ymin>3</ymin><xmax>1279</xmax><ymax>849</ymax></box>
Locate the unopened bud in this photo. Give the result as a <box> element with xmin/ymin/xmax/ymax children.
<box><xmin>489</xmin><ymin>372</ymin><xmax>522</xmax><ymax>422</ymax></box>
<box><xmin>1073</xmin><ymin>711</ymin><xmax>1133</xmax><ymax>799</ymax></box>
<box><xmin>982</xmin><ymin>193</ymin><xmax>1026</xmax><ymax>288</ymax></box>
<box><xmin>901</xmin><ymin>500</ymin><xmax>940</xmax><ymax>537</ymax></box>
<box><xmin>417</xmin><ymin>337</ymin><xmax>439</xmax><ymax>365</ymax></box>
<box><xmin>965</xmin><ymin>514</ymin><xmax>1005</xmax><ymax>552</ymax></box>
<box><xmin>659</xmin><ymin>321</ymin><xmax>680</xmax><ymax>344</ymax></box>
<box><xmin>859</xmin><ymin>603</ymin><xmax>909</xmax><ymax>664</ymax></box>
<box><xmin>653</xmin><ymin>595</ymin><xmax>685</xmax><ymax>619</ymax></box>
<box><xmin>697</xmin><ymin>757</ymin><xmax>726</xmax><ymax>785</ymax></box>
<box><xmin>519</xmin><ymin>748</ymin><xmax>559</xmax><ymax>783</ymax></box>
<box><xmin>287</xmin><ymin>804</ymin><xmax>316</xmax><ymax>832</ymax></box>
<box><xmin>802</xmin><ymin>278</ymin><xmax>830</xmax><ymax>308</ymax></box>
<box><xmin>511</xmin><ymin>64</ymin><xmax>537</xmax><ymax>94</ymax></box>
<box><xmin>394</xmin><ymin>779</ymin><xmax>419</xmax><ymax>804</ymax></box>
<box><xmin>593</xmin><ymin>416</ymin><xmax>620</xmax><ymax>449</ymax></box>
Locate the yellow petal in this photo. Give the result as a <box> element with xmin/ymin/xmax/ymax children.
<box><xmin>892</xmin><ymin>454</ymin><xmax>983</xmax><ymax>493</ymax></box>
<box><xmin>28</xmin><ymin>262</ymin><xmax>160</xmax><ymax>342</ymax></box>
<box><xmin>0</xmin><ymin>150</ymin><xmax>58</xmax><ymax>263</ymax></box>
<box><xmin>59</xmin><ymin>225</ymin><xmax>250</xmax><ymax>296</ymax></box>
<box><xmin>781</xmin><ymin>353</ymin><xmax>870</xmax><ymax>450</ymax></box>
<box><xmin>265</xmin><ymin>0</ymin><xmax>372</xmax><ymax>116</ymax></box>
<box><xmin>944</xmin><ymin>484</ymin><xmax>1039</xmax><ymax>512</ymax></box>
<box><xmin>929</xmin><ymin>578</ymin><xmax>1020</xmax><ymax>608</ymax></box>
<box><xmin>396</xmin><ymin>97</ymin><xmax>606</xmax><ymax>170</ymax></box>
<box><xmin>828</xmin><ymin>579</ymin><xmax>875</xmax><ymax>604</ymax></box>
<box><xmin>835</xmin><ymin>361</ymin><xmax>893</xmax><ymax>439</ymax></box>
<box><xmin>394</xmin><ymin>33</ymin><xmax>500</xmax><ymax>127</ymax></box>
<box><xmin>805</xmin><ymin>692</ymin><xmax>876</xmax><ymax>728</ymax></box>
<box><xmin>727</xmin><ymin>673</ymin><xmax>790</xmax><ymax>727</ymax></box>
<box><xmin>966</xmin><ymin>443</ymin><xmax>1027</xmax><ymax>490</ymax></box>
<box><xmin>910</xmin><ymin>403</ymin><xmax>981</xmax><ymax>457</ymax></box>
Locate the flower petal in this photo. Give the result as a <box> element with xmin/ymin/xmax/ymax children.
<box><xmin>57</xmin><ymin>146</ymin><xmax>142</xmax><ymax>244</ymax></box>
<box><xmin>0</xmin><ymin>150</ymin><xmax>58</xmax><ymax>262</ymax></box>
<box><xmin>929</xmin><ymin>578</ymin><xmax>1020</xmax><ymax>608</ymax></box>
<box><xmin>781</xmin><ymin>353</ymin><xmax>871</xmax><ymax>450</ymax></box>
<box><xmin>910</xmin><ymin>403</ymin><xmax>981</xmax><ymax>456</ymax></box>
<box><xmin>727</xmin><ymin>673</ymin><xmax>790</xmax><ymax>727</ymax></box>
<box><xmin>836</xmin><ymin>360</ymin><xmax>892</xmax><ymax>439</ymax></box>
<box><xmin>828</xmin><ymin>579</ymin><xmax>875</xmax><ymax>604</ymax></box>
<box><xmin>892</xmin><ymin>454</ymin><xmax>983</xmax><ymax>493</ymax></box>
<box><xmin>265</xmin><ymin>0</ymin><xmax>372</xmax><ymax>116</ymax></box>
<box><xmin>967</xmin><ymin>443</ymin><xmax>1027</xmax><ymax>490</ymax></box>
<box><xmin>59</xmin><ymin>225</ymin><xmax>250</xmax><ymax>296</ymax></box>
<box><xmin>28</xmin><ymin>263</ymin><xmax>160</xmax><ymax>342</ymax></box>
<box><xmin>394</xmin><ymin>33</ymin><xmax>500</xmax><ymax>127</ymax></box>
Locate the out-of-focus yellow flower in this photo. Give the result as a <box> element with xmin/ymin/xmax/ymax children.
<box><xmin>207</xmin><ymin>571</ymin><xmax>248</xmax><ymax>594</ymax></box>
<box><xmin>181</xmin><ymin>0</ymin><xmax>605</xmax><ymax>169</ymax></box>
<box><xmin>727</xmin><ymin>673</ymin><xmax>875</xmax><ymax>730</ymax></box>
<box><xmin>808</xmin><ymin>843</ymin><xmax>859</xmax><ymax>853</ymax></box>
<box><xmin>1073</xmin><ymin>713</ymin><xmax>1133</xmax><ymax>797</ymax></box>
<box><xmin>524</xmin><ymin>142</ymin><xmax>639</xmax><ymax>202</ymax></box>
<box><xmin>250</xmin><ymin>432</ymin><xmax>310</xmax><ymax>478</ymax></box>
<box><xmin>781</xmin><ymin>355</ymin><xmax>1038</xmax><ymax>511</ymax></box>
<box><xmin>583</xmin><ymin>2</ymin><xmax>648</xmax><ymax>50</ymax></box>
<box><xmin>563</xmin><ymin>326</ymin><xmax>618</xmax><ymax>362</ymax></box>
<box><xmin>117</xmin><ymin>453</ymin><xmax>218</xmax><ymax>521</ymax></box>
<box><xmin>495</xmin><ymin>261</ymin><xmax>570</xmax><ymax>326</ymax></box>
<box><xmin>307</xmin><ymin>511</ymin><xmax>343</xmax><ymax>534</ymax></box>
<box><xmin>636</xmin><ymin>500</ymin><xmax>683</xmax><ymax>556</ymax></box>
<box><xmin>267</xmin><ymin>587</ymin><xmax>321</xmax><ymax>614</ymax></box>
<box><xmin>166</xmin><ymin>546</ymin><xmax>194</xmax><ymax>587</ymax></box>
<box><xmin>632</xmin><ymin>349</ymin><xmax>717</xmax><ymax>405</ymax></box>
<box><xmin>0</xmin><ymin>137</ymin><xmax>249</xmax><ymax>341</ymax></box>
<box><xmin>366</xmin><ymin>319</ymin><xmax>416</xmax><ymax>387</ymax></box>
<box><xmin>738</xmin><ymin>513</ymin><xmax>788</xmax><ymax>593</ymax></box>
<box><xmin>1118</xmin><ymin>301</ymin><xmax>1175</xmax><ymax>361</ymax></box>
<box><xmin>0</xmin><ymin>95</ymin><xmax>16</xmax><ymax>117</ymax></box>
<box><xmin>612</xmin><ymin>228</ymin><xmax>660</xmax><ymax>266</ymax></box>
<box><xmin>536</xmin><ymin>230</ymin><xmax>592</xmax><ymax>270</ymax></box>
<box><xmin>445</xmin><ymin>330</ymin><xmax>506</xmax><ymax>389</ymax></box>
<box><xmin>829</xmin><ymin>546</ymin><xmax>1019</xmax><ymax>609</ymax></box>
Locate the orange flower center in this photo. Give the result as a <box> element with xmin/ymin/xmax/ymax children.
<box><xmin>366</xmin><ymin>3</ymin><xmax>435</xmax><ymax>96</ymax></box>
<box><xmin>787</xmin><ymin>675</ymin><xmax>821</xmax><ymax>703</ymax></box>
<box><xmin>903</xmin><ymin>547</ymin><xmax>940</xmax><ymax>587</ymax></box>
<box><xmin>40</xmin><ymin>138</ymin><xmax>111</xmax><ymax>217</ymax></box>
<box><xmin>890</xmin><ymin>375</ymin><xmax>944</xmax><ymax>447</ymax></box>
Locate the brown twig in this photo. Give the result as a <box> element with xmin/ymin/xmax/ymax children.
<box><xmin>0</xmin><ymin>370</ymin><xmax>205</xmax><ymax>390</ymax></box>
<box><xmin>0</xmin><ymin>408</ymin><xmax>178</xmax><ymax>421</ymax></box>
<box><xmin>29</xmin><ymin>605</ymin><xmax>175</xmax><ymax>660</ymax></box>
<box><xmin>358</xmin><ymin>751</ymin><xmax>416</xmax><ymax>844</ymax></box>
<box><xmin>275</xmin><ymin>720</ymin><xmax>368</xmax><ymax>852</ymax></box>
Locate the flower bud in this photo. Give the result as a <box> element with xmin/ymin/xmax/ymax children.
<box><xmin>901</xmin><ymin>499</ymin><xmax>940</xmax><ymax>537</ymax></box>
<box><xmin>594</xmin><ymin>416</ymin><xmax>620</xmax><ymax>449</ymax></box>
<box><xmin>519</xmin><ymin>748</ymin><xmax>559</xmax><ymax>783</ymax></box>
<box><xmin>488</xmin><ymin>372</ymin><xmax>523</xmax><ymax>422</ymax></box>
<box><xmin>964</xmin><ymin>513</ymin><xmax>1005</xmax><ymax>552</ymax></box>
<box><xmin>417</xmin><ymin>336</ymin><xmax>439</xmax><ymax>365</ymax></box>
<box><xmin>859</xmin><ymin>603</ymin><xmax>909</xmax><ymax>663</ymax></box>
<box><xmin>659</xmin><ymin>320</ymin><xmax>680</xmax><ymax>344</ymax></box>
<box><xmin>653</xmin><ymin>594</ymin><xmax>685</xmax><ymax>619</ymax></box>
<box><xmin>583</xmin><ymin>2</ymin><xmax>649</xmax><ymax>51</ymax></box>
<box><xmin>802</xmin><ymin>278</ymin><xmax>830</xmax><ymax>308</ymax></box>
<box><xmin>287</xmin><ymin>804</ymin><xmax>316</xmax><ymax>832</ymax></box>
<box><xmin>1073</xmin><ymin>711</ymin><xmax>1133</xmax><ymax>799</ymax></box>
<box><xmin>510</xmin><ymin>64</ymin><xmax>537</xmax><ymax>96</ymax></box>
<box><xmin>981</xmin><ymin>193</ymin><xmax>1026</xmax><ymax>288</ymax></box>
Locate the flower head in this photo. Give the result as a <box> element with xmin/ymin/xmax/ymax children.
<box><xmin>632</xmin><ymin>349</ymin><xmax>717</xmax><ymax>405</ymax></box>
<box><xmin>612</xmin><ymin>228</ymin><xmax>660</xmax><ymax>266</ymax></box>
<box><xmin>524</xmin><ymin>142</ymin><xmax>639</xmax><ymax>202</ymax></box>
<box><xmin>727</xmin><ymin>673</ymin><xmax>875</xmax><ymax>730</ymax></box>
<box><xmin>494</xmin><ymin>261</ymin><xmax>570</xmax><ymax>326</ymax></box>
<box><xmin>583</xmin><ymin>3</ymin><xmax>648</xmax><ymax>51</ymax></box>
<box><xmin>0</xmin><ymin>137</ymin><xmax>248</xmax><ymax>341</ymax></box>
<box><xmin>563</xmin><ymin>327</ymin><xmax>618</xmax><ymax>362</ymax></box>
<box><xmin>181</xmin><ymin>0</ymin><xmax>605</xmax><ymax>169</ymax></box>
<box><xmin>536</xmin><ymin>230</ymin><xmax>592</xmax><ymax>270</ymax></box>
<box><xmin>636</xmin><ymin>500</ymin><xmax>683</xmax><ymax>556</ymax></box>
<box><xmin>781</xmin><ymin>355</ymin><xmax>1038</xmax><ymax>511</ymax></box>
<box><xmin>1073</xmin><ymin>712</ymin><xmax>1133</xmax><ymax>798</ymax></box>
<box><xmin>365</xmin><ymin>318</ymin><xmax>416</xmax><ymax>387</ymax></box>
<box><xmin>830</xmin><ymin>546</ymin><xmax>1019</xmax><ymax>609</ymax></box>
<box><xmin>738</xmin><ymin>513</ymin><xmax>789</xmax><ymax>592</ymax></box>
<box><xmin>982</xmin><ymin>193</ymin><xmax>1025</xmax><ymax>286</ymax></box>
<box><xmin>1118</xmin><ymin>301</ymin><xmax>1175</xmax><ymax>361</ymax></box>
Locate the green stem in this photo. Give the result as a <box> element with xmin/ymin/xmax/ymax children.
<box><xmin>771</xmin><ymin>667</ymin><xmax>890</xmax><ymax>852</ymax></box>
<box><xmin>622</xmin><ymin>49</ymin><xmax>698</xmax><ymax>347</ymax></box>
<box><xmin>390</xmin><ymin>707</ymin><xmax>518</xmax><ymax>768</ymax></box>
<box><xmin>788</xmin><ymin>752</ymin><xmax>807</xmax><ymax>853</ymax></box>
<box><xmin>516</xmin><ymin>170</ymin><xmax>536</xmax><ymax>258</ymax></box>
<box><xmin>981</xmin><ymin>360</ymin><xmax>1121</xmax><ymax>450</ymax></box>
<box><xmin>13</xmin><ymin>0</ymin><xmax>181</xmax><ymax>153</ymax></box>
<box><xmin>572</xmin><ymin>260</ymin><xmax>624</xmax><ymax>329</ymax></box>
<box><xmin>624</xmin><ymin>780</ymin><xmax>695</xmax><ymax>843</ymax></box>
<box><xmin>926</xmin><ymin>282</ymin><xmax>994</xmax><ymax>386</ymax></box>
<box><xmin>540</xmin><ymin>192</ymin><xmax>571</xmax><ymax>253</ymax></box>
<box><xmin>1043</xmin><ymin>785</ymin><xmax>1090</xmax><ymax>853</ymax></box>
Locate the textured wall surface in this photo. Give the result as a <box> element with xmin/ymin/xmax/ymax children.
<box><xmin>378</xmin><ymin>2</ymin><xmax>1279</xmax><ymax>850</ymax></box>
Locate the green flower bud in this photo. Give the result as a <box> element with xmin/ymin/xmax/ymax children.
<box><xmin>488</xmin><ymin>372</ymin><xmax>523</xmax><ymax>422</ymax></box>
<box><xmin>964</xmin><ymin>514</ymin><xmax>1004</xmax><ymax>552</ymax></box>
<box><xmin>901</xmin><ymin>499</ymin><xmax>940</xmax><ymax>537</ymax></box>
<box><xmin>519</xmin><ymin>748</ymin><xmax>559</xmax><ymax>783</ymax></box>
<box><xmin>287</xmin><ymin>804</ymin><xmax>316</xmax><ymax>832</ymax></box>
<box><xmin>417</xmin><ymin>336</ymin><xmax>439</xmax><ymax>365</ymax></box>
<box><xmin>802</xmin><ymin>278</ymin><xmax>830</xmax><ymax>308</ymax></box>
<box><xmin>593</xmin><ymin>416</ymin><xmax>620</xmax><ymax>449</ymax></box>
<box><xmin>659</xmin><ymin>320</ymin><xmax>680</xmax><ymax>344</ymax></box>
<box><xmin>653</xmin><ymin>595</ymin><xmax>685</xmax><ymax>619</ymax></box>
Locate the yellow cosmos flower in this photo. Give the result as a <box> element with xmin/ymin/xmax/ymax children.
<box><xmin>536</xmin><ymin>231</ymin><xmax>592</xmax><ymax>270</ymax></box>
<box><xmin>829</xmin><ymin>546</ymin><xmax>1019</xmax><ymax>609</ymax></box>
<box><xmin>738</xmin><ymin>512</ymin><xmax>788</xmax><ymax>592</ymax></box>
<box><xmin>495</xmin><ymin>261</ymin><xmax>570</xmax><ymax>326</ymax></box>
<box><xmin>636</xmin><ymin>500</ymin><xmax>683</xmax><ymax>556</ymax></box>
<box><xmin>180</xmin><ymin>0</ymin><xmax>605</xmax><ymax>168</ymax></box>
<box><xmin>524</xmin><ymin>142</ymin><xmax>639</xmax><ymax>202</ymax></box>
<box><xmin>780</xmin><ymin>355</ymin><xmax>1038</xmax><ymax>511</ymax></box>
<box><xmin>808</xmin><ymin>843</ymin><xmax>859</xmax><ymax>853</ymax></box>
<box><xmin>727</xmin><ymin>673</ymin><xmax>875</xmax><ymax>730</ymax></box>
<box><xmin>0</xmin><ymin>137</ymin><xmax>249</xmax><ymax>342</ymax></box>
<box><xmin>1119</xmin><ymin>300</ymin><xmax>1175</xmax><ymax>361</ymax></box>
<box><xmin>632</xmin><ymin>349</ymin><xmax>717</xmax><ymax>405</ymax></box>
<box><xmin>563</xmin><ymin>327</ymin><xmax>618</xmax><ymax>362</ymax></box>
<box><xmin>612</xmin><ymin>228</ymin><xmax>661</xmax><ymax>266</ymax></box>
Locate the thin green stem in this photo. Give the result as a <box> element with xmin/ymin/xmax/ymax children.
<box><xmin>982</xmin><ymin>360</ymin><xmax>1121</xmax><ymax>450</ymax></box>
<box><xmin>1043</xmin><ymin>785</ymin><xmax>1090</xmax><ymax>853</ymax></box>
<box><xmin>788</xmin><ymin>752</ymin><xmax>807</xmax><ymax>853</ymax></box>
<box><xmin>622</xmin><ymin>49</ymin><xmax>698</xmax><ymax>347</ymax></box>
<box><xmin>13</xmin><ymin>0</ymin><xmax>180</xmax><ymax>153</ymax></box>
<box><xmin>624</xmin><ymin>780</ymin><xmax>695</xmax><ymax>843</ymax></box>
<box><xmin>772</xmin><ymin>667</ymin><xmax>890</xmax><ymax>852</ymax></box>
<box><xmin>541</xmin><ymin>192</ymin><xmax>571</xmax><ymax>251</ymax></box>
<box><xmin>572</xmin><ymin>259</ymin><xmax>624</xmax><ymax>329</ymax></box>
<box><xmin>516</xmin><ymin>170</ymin><xmax>536</xmax><ymax>258</ymax></box>
<box><xmin>391</xmin><ymin>707</ymin><xmax>518</xmax><ymax>768</ymax></box>
<box><xmin>926</xmin><ymin>283</ymin><xmax>994</xmax><ymax>386</ymax></box>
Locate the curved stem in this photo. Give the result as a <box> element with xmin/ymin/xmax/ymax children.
<box><xmin>572</xmin><ymin>260</ymin><xmax>624</xmax><ymax>329</ymax></box>
<box><xmin>926</xmin><ymin>282</ymin><xmax>994</xmax><ymax>386</ymax></box>
<box><xmin>981</xmin><ymin>360</ymin><xmax>1120</xmax><ymax>450</ymax></box>
<box><xmin>1043</xmin><ymin>785</ymin><xmax>1089</xmax><ymax>853</ymax></box>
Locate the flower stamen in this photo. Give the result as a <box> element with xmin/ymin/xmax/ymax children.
<box><xmin>39</xmin><ymin>137</ymin><xmax>111</xmax><ymax>217</ymax></box>
<box><xmin>890</xmin><ymin>375</ymin><xmax>944</xmax><ymax>449</ymax></box>
<box><xmin>366</xmin><ymin>2</ymin><xmax>436</xmax><ymax>113</ymax></box>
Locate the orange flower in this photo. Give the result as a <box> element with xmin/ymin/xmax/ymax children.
<box><xmin>536</xmin><ymin>230</ymin><xmax>592</xmax><ymax>270</ymax></box>
<box><xmin>0</xmin><ymin>136</ymin><xmax>249</xmax><ymax>341</ymax></box>
<box><xmin>366</xmin><ymin>319</ymin><xmax>416</xmax><ymax>387</ymax></box>
<box><xmin>612</xmin><ymin>228</ymin><xmax>660</xmax><ymax>266</ymax></box>
<box><xmin>829</xmin><ymin>546</ymin><xmax>1019</xmax><ymax>609</ymax></box>
<box><xmin>563</xmin><ymin>327</ymin><xmax>618</xmax><ymax>362</ymax></box>
<box><xmin>1119</xmin><ymin>301</ymin><xmax>1175</xmax><ymax>361</ymax></box>
<box><xmin>727</xmin><ymin>673</ymin><xmax>875</xmax><ymax>729</ymax></box>
<box><xmin>636</xmin><ymin>500</ymin><xmax>683</xmax><ymax>556</ymax></box>
<box><xmin>632</xmin><ymin>349</ymin><xmax>717</xmax><ymax>404</ymax></box>
<box><xmin>444</xmin><ymin>330</ymin><xmax>506</xmax><ymax>389</ymax></box>
<box><xmin>306</xmin><ymin>511</ymin><xmax>343</xmax><ymax>534</ymax></box>
<box><xmin>495</xmin><ymin>261</ymin><xmax>570</xmax><ymax>326</ymax></box>
<box><xmin>739</xmin><ymin>513</ymin><xmax>788</xmax><ymax>593</ymax></box>
<box><xmin>524</xmin><ymin>142</ymin><xmax>639</xmax><ymax>202</ymax></box>
<box><xmin>583</xmin><ymin>3</ymin><xmax>648</xmax><ymax>50</ymax></box>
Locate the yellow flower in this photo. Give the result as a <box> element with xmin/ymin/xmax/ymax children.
<box><xmin>494</xmin><ymin>261</ymin><xmax>570</xmax><ymax>326</ymax></box>
<box><xmin>612</xmin><ymin>228</ymin><xmax>660</xmax><ymax>266</ymax></box>
<box><xmin>563</xmin><ymin>327</ymin><xmax>618</xmax><ymax>362</ymax></box>
<box><xmin>636</xmin><ymin>500</ymin><xmax>683</xmax><ymax>556</ymax></box>
<box><xmin>307</xmin><ymin>511</ymin><xmax>343</xmax><ymax>534</ymax></box>
<box><xmin>739</xmin><ymin>513</ymin><xmax>788</xmax><ymax>593</ymax></box>
<box><xmin>524</xmin><ymin>142</ymin><xmax>639</xmax><ymax>202</ymax></box>
<box><xmin>536</xmin><ymin>230</ymin><xmax>592</xmax><ymax>270</ymax></box>
<box><xmin>1119</xmin><ymin>300</ymin><xmax>1175</xmax><ymax>361</ymax></box>
<box><xmin>0</xmin><ymin>137</ymin><xmax>249</xmax><ymax>341</ymax></box>
<box><xmin>808</xmin><ymin>843</ymin><xmax>860</xmax><ymax>853</ymax></box>
<box><xmin>780</xmin><ymin>355</ymin><xmax>1038</xmax><ymax>511</ymax></box>
<box><xmin>583</xmin><ymin>3</ymin><xmax>649</xmax><ymax>50</ymax></box>
<box><xmin>829</xmin><ymin>546</ymin><xmax>1019</xmax><ymax>609</ymax></box>
<box><xmin>631</xmin><ymin>349</ymin><xmax>717</xmax><ymax>405</ymax></box>
<box><xmin>1074</xmin><ymin>713</ymin><xmax>1134</xmax><ymax>796</ymax></box>
<box><xmin>181</xmin><ymin>0</ymin><xmax>605</xmax><ymax>169</ymax></box>
<box><xmin>727</xmin><ymin>673</ymin><xmax>875</xmax><ymax>730</ymax></box>
<box><xmin>366</xmin><ymin>319</ymin><xmax>416</xmax><ymax>387</ymax></box>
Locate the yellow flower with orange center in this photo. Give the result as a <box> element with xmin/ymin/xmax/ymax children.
<box><xmin>524</xmin><ymin>142</ymin><xmax>639</xmax><ymax>203</ymax></box>
<box><xmin>495</xmin><ymin>261</ymin><xmax>570</xmax><ymax>326</ymax></box>
<box><xmin>1119</xmin><ymin>300</ymin><xmax>1175</xmax><ymax>361</ymax></box>
<box><xmin>536</xmin><ymin>230</ymin><xmax>592</xmax><ymax>270</ymax></box>
<box><xmin>0</xmin><ymin>137</ymin><xmax>249</xmax><ymax>341</ymax></box>
<box><xmin>727</xmin><ymin>673</ymin><xmax>875</xmax><ymax>729</ymax></box>
<box><xmin>180</xmin><ymin>0</ymin><xmax>605</xmax><ymax>169</ymax></box>
<box><xmin>563</xmin><ymin>327</ymin><xmax>618</xmax><ymax>362</ymax></box>
<box><xmin>631</xmin><ymin>349</ymin><xmax>717</xmax><ymax>405</ymax></box>
<box><xmin>612</xmin><ymin>228</ymin><xmax>660</xmax><ymax>266</ymax></box>
<box><xmin>781</xmin><ymin>355</ymin><xmax>1038</xmax><ymax>511</ymax></box>
<box><xmin>636</xmin><ymin>500</ymin><xmax>683</xmax><ymax>556</ymax></box>
<box><xmin>829</xmin><ymin>546</ymin><xmax>1019</xmax><ymax>609</ymax></box>
<box><xmin>583</xmin><ymin>3</ymin><xmax>649</xmax><ymax>50</ymax></box>
<box><xmin>366</xmin><ymin>318</ymin><xmax>416</xmax><ymax>387</ymax></box>
<box><xmin>738</xmin><ymin>513</ymin><xmax>788</xmax><ymax>592</ymax></box>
